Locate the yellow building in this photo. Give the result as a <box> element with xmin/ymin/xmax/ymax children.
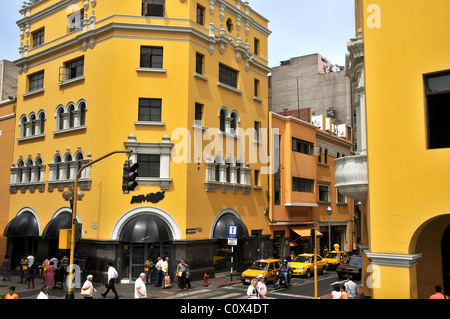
<box><xmin>336</xmin><ymin>0</ymin><xmax>450</xmax><ymax>298</ymax></box>
<box><xmin>6</xmin><ymin>0</ymin><xmax>271</xmax><ymax>281</ymax></box>
<box><xmin>270</xmin><ymin>111</ymin><xmax>355</xmax><ymax>261</ymax></box>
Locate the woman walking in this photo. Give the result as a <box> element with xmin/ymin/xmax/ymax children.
<box><xmin>81</xmin><ymin>275</ymin><xmax>97</xmax><ymax>299</ymax></box>
<box><xmin>45</xmin><ymin>261</ymin><xmax>56</xmax><ymax>289</ymax></box>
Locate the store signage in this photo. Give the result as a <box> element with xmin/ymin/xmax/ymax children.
<box><xmin>130</xmin><ymin>191</ymin><xmax>165</xmax><ymax>204</ymax></box>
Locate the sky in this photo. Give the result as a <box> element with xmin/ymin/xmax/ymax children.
<box><xmin>0</xmin><ymin>0</ymin><xmax>355</xmax><ymax>67</ymax></box>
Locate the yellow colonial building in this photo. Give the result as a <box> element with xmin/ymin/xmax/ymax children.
<box><xmin>335</xmin><ymin>0</ymin><xmax>450</xmax><ymax>298</ymax></box>
<box><xmin>6</xmin><ymin>0</ymin><xmax>272</xmax><ymax>282</ymax></box>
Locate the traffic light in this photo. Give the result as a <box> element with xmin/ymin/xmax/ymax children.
<box><xmin>122</xmin><ymin>161</ymin><xmax>139</xmax><ymax>193</ymax></box>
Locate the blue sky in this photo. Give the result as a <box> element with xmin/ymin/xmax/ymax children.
<box><xmin>0</xmin><ymin>0</ymin><xmax>355</xmax><ymax>67</ymax></box>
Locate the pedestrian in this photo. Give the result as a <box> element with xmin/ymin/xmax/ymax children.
<box><xmin>176</xmin><ymin>259</ymin><xmax>187</xmax><ymax>290</ymax></box>
<box><xmin>5</xmin><ymin>286</ymin><xmax>19</xmax><ymax>299</ymax></box>
<box><xmin>144</xmin><ymin>257</ymin><xmax>153</xmax><ymax>285</ymax></box>
<box><xmin>161</xmin><ymin>257</ymin><xmax>170</xmax><ymax>288</ymax></box>
<box><xmin>331</xmin><ymin>284</ymin><xmax>342</xmax><ymax>299</ymax></box>
<box><xmin>429</xmin><ymin>285</ymin><xmax>449</xmax><ymax>299</ymax></box>
<box><xmin>322</xmin><ymin>246</ymin><xmax>329</xmax><ymax>257</ymax></box>
<box><xmin>37</xmin><ymin>285</ymin><xmax>49</xmax><ymax>299</ymax></box>
<box><xmin>155</xmin><ymin>256</ymin><xmax>162</xmax><ymax>287</ymax></box>
<box><xmin>247</xmin><ymin>278</ymin><xmax>260</xmax><ymax>299</ymax></box>
<box><xmin>28</xmin><ymin>262</ymin><xmax>38</xmax><ymax>289</ymax></box>
<box><xmin>78</xmin><ymin>252</ymin><xmax>88</xmax><ymax>280</ymax></box>
<box><xmin>49</xmin><ymin>256</ymin><xmax>58</xmax><ymax>268</ymax></box>
<box><xmin>81</xmin><ymin>274</ymin><xmax>97</xmax><ymax>299</ymax></box>
<box><xmin>340</xmin><ymin>285</ymin><xmax>348</xmax><ymax>299</ymax></box>
<box><xmin>101</xmin><ymin>262</ymin><xmax>119</xmax><ymax>299</ymax></box>
<box><xmin>19</xmin><ymin>254</ymin><xmax>28</xmax><ymax>284</ymax></box>
<box><xmin>2</xmin><ymin>255</ymin><xmax>11</xmax><ymax>281</ymax></box>
<box><xmin>256</xmin><ymin>275</ymin><xmax>268</xmax><ymax>299</ymax></box>
<box><xmin>45</xmin><ymin>261</ymin><xmax>56</xmax><ymax>289</ymax></box>
<box><xmin>185</xmin><ymin>262</ymin><xmax>191</xmax><ymax>289</ymax></box>
<box><xmin>135</xmin><ymin>273</ymin><xmax>147</xmax><ymax>299</ymax></box>
<box><xmin>41</xmin><ymin>257</ymin><xmax>49</xmax><ymax>283</ymax></box>
<box><xmin>27</xmin><ymin>254</ymin><xmax>35</xmax><ymax>268</ymax></box>
<box><xmin>344</xmin><ymin>276</ymin><xmax>358</xmax><ymax>299</ymax></box>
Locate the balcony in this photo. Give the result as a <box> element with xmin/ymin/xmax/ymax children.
<box><xmin>334</xmin><ymin>154</ymin><xmax>368</xmax><ymax>202</ymax></box>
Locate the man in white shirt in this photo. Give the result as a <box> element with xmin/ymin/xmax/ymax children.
<box><xmin>256</xmin><ymin>275</ymin><xmax>268</xmax><ymax>299</ymax></box>
<box><xmin>37</xmin><ymin>285</ymin><xmax>49</xmax><ymax>299</ymax></box>
<box><xmin>344</xmin><ymin>276</ymin><xmax>358</xmax><ymax>299</ymax></box>
<box><xmin>155</xmin><ymin>257</ymin><xmax>163</xmax><ymax>287</ymax></box>
<box><xmin>101</xmin><ymin>262</ymin><xmax>119</xmax><ymax>299</ymax></box>
<box><xmin>135</xmin><ymin>273</ymin><xmax>147</xmax><ymax>299</ymax></box>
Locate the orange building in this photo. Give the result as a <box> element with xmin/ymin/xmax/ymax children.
<box><xmin>0</xmin><ymin>98</ymin><xmax>16</xmax><ymax>260</ymax></box>
<box><xmin>269</xmin><ymin>111</ymin><xmax>355</xmax><ymax>260</ymax></box>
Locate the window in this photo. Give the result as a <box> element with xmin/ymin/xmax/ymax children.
<box><xmin>226</xmin><ymin>18</ymin><xmax>233</xmax><ymax>32</ymax></box>
<box><xmin>292</xmin><ymin>137</ymin><xmax>314</xmax><ymax>155</ymax></box>
<box><xmin>292</xmin><ymin>177</ymin><xmax>314</xmax><ymax>193</ymax></box>
<box><xmin>196</xmin><ymin>52</ymin><xmax>204</xmax><ymax>74</ymax></box>
<box><xmin>138</xmin><ymin>154</ymin><xmax>160</xmax><ymax>178</ymax></box>
<box><xmin>66</xmin><ymin>57</ymin><xmax>84</xmax><ymax>80</ymax></box>
<box><xmin>28</xmin><ymin>71</ymin><xmax>44</xmax><ymax>92</ymax></box>
<box><xmin>230</xmin><ymin>113</ymin><xmax>237</xmax><ymax>134</ymax></box>
<box><xmin>254</xmin><ymin>38</ymin><xmax>260</xmax><ymax>55</ymax></box>
<box><xmin>68</xmin><ymin>9</ymin><xmax>84</xmax><ymax>32</ymax></box>
<box><xmin>254</xmin><ymin>121</ymin><xmax>261</xmax><ymax>141</ymax></box>
<box><xmin>254</xmin><ymin>79</ymin><xmax>260</xmax><ymax>97</ymax></box>
<box><xmin>319</xmin><ymin>185</ymin><xmax>330</xmax><ymax>202</ymax></box>
<box><xmin>219</xmin><ymin>64</ymin><xmax>238</xmax><ymax>88</ymax></box>
<box><xmin>196</xmin><ymin>4</ymin><xmax>205</xmax><ymax>25</ymax></box>
<box><xmin>254</xmin><ymin>170</ymin><xmax>260</xmax><ymax>186</ymax></box>
<box><xmin>424</xmin><ymin>71</ymin><xmax>450</xmax><ymax>149</ymax></box>
<box><xmin>337</xmin><ymin>189</ymin><xmax>347</xmax><ymax>204</ymax></box>
<box><xmin>219</xmin><ymin>109</ymin><xmax>226</xmax><ymax>132</ymax></box>
<box><xmin>140</xmin><ymin>46</ymin><xmax>163</xmax><ymax>69</ymax></box>
<box><xmin>142</xmin><ymin>0</ymin><xmax>165</xmax><ymax>17</ymax></box>
<box><xmin>195</xmin><ymin>103</ymin><xmax>203</xmax><ymax>125</ymax></box>
<box><xmin>139</xmin><ymin>98</ymin><xmax>162</xmax><ymax>122</ymax></box>
<box><xmin>32</xmin><ymin>28</ymin><xmax>44</xmax><ymax>48</ymax></box>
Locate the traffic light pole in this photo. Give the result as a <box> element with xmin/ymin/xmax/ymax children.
<box><xmin>66</xmin><ymin>150</ymin><xmax>132</xmax><ymax>299</ymax></box>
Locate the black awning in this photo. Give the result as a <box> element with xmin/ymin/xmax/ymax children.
<box><xmin>3</xmin><ymin>211</ymin><xmax>39</xmax><ymax>238</ymax></box>
<box><xmin>42</xmin><ymin>212</ymin><xmax>75</xmax><ymax>240</ymax></box>
<box><xmin>120</xmin><ymin>214</ymin><xmax>172</xmax><ymax>243</ymax></box>
<box><xmin>212</xmin><ymin>213</ymin><xmax>249</xmax><ymax>240</ymax></box>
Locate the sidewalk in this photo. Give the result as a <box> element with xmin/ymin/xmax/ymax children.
<box><xmin>0</xmin><ymin>271</ymin><xmax>242</xmax><ymax>299</ymax></box>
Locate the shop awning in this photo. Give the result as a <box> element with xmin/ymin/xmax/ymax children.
<box><xmin>42</xmin><ymin>212</ymin><xmax>77</xmax><ymax>240</ymax></box>
<box><xmin>212</xmin><ymin>213</ymin><xmax>249</xmax><ymax>240</ymax></box>
<box><xmin>290</xmin><ymin>226</ymin><xmax>323</xmax><ymax>238</ymax></box>
<box><xmin>120</xmin><ymin>214</ymin><xmax>172</xmax><ymax>243</ymax></box>
<box><xmin>3</xmin><ymin>211</ymin><xmax>39</xmax><ymax>237</ymax></box>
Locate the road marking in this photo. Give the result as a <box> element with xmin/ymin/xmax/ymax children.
<box><xmin>166</xmin><ymin>288</ymin><xmax>212</xmax><ymax>299</ymax></box>
<box><xmin>211</xmin><ymin>292</ymin><xmax>243</xmax><ymax>299</ymax></box>
<box><xmin>270</xmin><ymin>291</ymin><xmax>315</xmax><ymax>299</ymax></box>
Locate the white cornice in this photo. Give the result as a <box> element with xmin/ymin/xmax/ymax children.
<box><xmin>365</xmin><ymin>252</ymin><xmax>422</xmax><ymax>267</ymax></box>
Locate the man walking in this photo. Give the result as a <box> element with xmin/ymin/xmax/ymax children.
<box><xmin>344</xmin><ymin>276</ymin><xmax>358</xmax><ymax>299</ymax></box>
<box><xmin>155</xmin><ymin>257</ymin><xmax>162</xmax><ymax>287</ymax></box>
<box><xmin>135</xmin><ymin>273</ymin><xmax>147</xmax><ymax>299</ymax></box>
<box><xmin>101</xmin><ymin>262</ymin><xmax>119</xmax><ymax>299</ymax></box>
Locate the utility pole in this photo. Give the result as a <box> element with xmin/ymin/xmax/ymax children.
<box><xmin>66</xmin><ymin>150</ymin><xmax>132</xmax><ymax>299</ymax></box>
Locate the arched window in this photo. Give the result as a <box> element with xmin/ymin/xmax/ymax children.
<box><xmin>219</xmin><ymin>110</ymin><xmax>226</xmax><ymax>133</ymax></box>
<box><xmin>324</xmin><ymin>149</ymin><xmax>328</xmax><ymax>164</ymax></box>
<box><xmin>57</xmin><ymin>108</ymin><xmax>64</xmax><ymax>130</ymax></box>
<box><xmin>65</xmin><ymin>154</ymin><xmax>72</xmax><ymax>180</ymax></box>
<box><xmin>19</xmin><ymin>115</ymin><xmax>27</xmax><ymax>138</ymax></box>
<box><xmin>230</xmin><ymin>113</ymin><xmax>237</xmax><ymax>134</ymax></box>
<box><xmin>54</xmin><ymin>155</ymin><xmax>62</xmax><ymax>180</ymax></box>
<box><xmin>214</xmin><ymin>158</ymin><xmax>221</xmax><ymax>182</ymax></box>
<box><xmin>69</xmin><ymin>104</ymin><xmax>75</xmax><ymax>128</ymax></box>
<box><xmin>318</xmin><ymin>147</ymin><xmax>322</xmax><ymax>163</ymax></box>
<box><xmin>38</xmin><ymin>112</ymin><xmax>45</xmax><ymax>134</ymax></box>
<box><xmin>225</xmin><ymin>158</ymin><xmax>233</xmax><ymax>183</ymax></box>
<box><xmin>79</xmin><ymin>102</ymin><xmax>86</xmax><ymax>126</ymax></box>
<box><xmin>17</xmin><ymin>159</ymin><xmax>24</xmax><ymax>183</ymax></box>
<box><xmin>29</xmin><ymin>114</ymin><xmax>36</xmax><ymax>136</ymax></box>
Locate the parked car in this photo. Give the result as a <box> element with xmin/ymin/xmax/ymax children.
<box><xmin>323</xmin><ymin>251</ymin><xmax>349</xmax><ymax>269</ymax></box>
<box><xmin>240</xmin><ymin>259</ymin><xmax>281</xmax><ymax>284</ymax></box>
<box><xmin>290</xmin><ymin>253</ymin><xmax>327</xmax><ymax>277</ymax></box>
<box><xmin>336</xmin><ymin>255</ymin><xmax>362</xmax><ymax>280</ymax></box>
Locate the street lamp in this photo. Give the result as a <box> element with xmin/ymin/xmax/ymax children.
<box><xmin>327</xmin><ymin>206</ymin><xmax>332</xmax><ymax>253</ymax></box>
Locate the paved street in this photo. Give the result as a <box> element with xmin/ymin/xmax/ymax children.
<box><xmin>0</xmin><ymin>269</ymin><xmax>362</xmax><ymax>300</ymax></box>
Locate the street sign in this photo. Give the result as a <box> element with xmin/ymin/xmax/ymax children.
<box><xmin>228</xmin><ymin>238</ymin><xmax>237</xmax><ymax>246</ymax></box>
<box><xmin>228</xmin><ymin>225</ymin><xmax>237</xmax><ymax>239</ymax></box>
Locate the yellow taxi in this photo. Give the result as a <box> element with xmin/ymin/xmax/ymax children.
<box><xmin>322</xmin><ymin>251</ymin><xmax>349</xmax><ymax>269</ymax></box>
<box><xmin>240</xmin><ymin>259</ymin><xmax>281</xmax><ymax>284</ymax></box>
<box><xmin>290</xmin><ymin>253</ymin><xmax>327</xmax><ymax>277</ymax></box>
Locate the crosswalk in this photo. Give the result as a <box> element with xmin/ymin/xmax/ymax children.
<box><xmin>165</xmin><ymin>281</ymin><xmax>317</xmax><ymax>299</ymax></box>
